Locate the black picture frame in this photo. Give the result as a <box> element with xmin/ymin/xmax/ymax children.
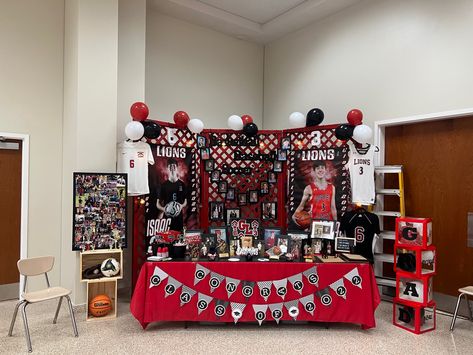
<box><xmin>249</xmin><ymin>190</ymin><xmax>259</xmax><ymax>203</ymax></box>
<box><xmin>268</xmin><ymin>171</ymin><xmax>277</xmax><ymax>183</ymax></box>
<box><xmin>209</xmin><ymin>201</ymin><xmax>225</xmax><ymax>221</ymax></box>
<box><xmin>287</xmin><ymin>231</ymin><xmax>309</xmax><ymax>261</ymax></box>
<box><xmin>200</xmin><ymin>148</ymin><xmax>210</xmax><ymax>160</ymax></box>
<box><xmin>210</xmin><ymin>169</ymin><xmax>220</xmax><ymax>182</ymax></box>
<box><xmin>204</xmin><ymin>159</ymin><xmax>215</xmax><ymax>172</ymax></box>
<box><xmin>184</xmin><ymin>229</ymin><xmax>203</xmax><ymax>260</ymax></box>
<box><xmin>277</xmin><ymin>149</ymin><xmax>287</xmax><ymax>161</ymax></box>
<box><xmin>72</xmin><ymin>172</ymin><xmax>127</xmax><ymax>251</ymax></box>
<box><xmin>226</xmin><ymin>208</ymin><xmax>240</xmax><ymax>225</ymax></box>
<box><xmin>261</xmin><ymin>202</ymin><xmax>277</xmax><ymax>221</ymax></box>
<box><xmin>238</xmin><ymin>193</ymin><xmax>247</xmax><ymax>206</ymax></box>
<box><xmin>218</xmin><ymin>181</ymin><xmax>228</xmax><ymax>193</ymax></box>
<box><xmin>276</xmin><ymin>235</ymin><xmax>289</xmax><ymax>254</ymax></box>
<box><xmin>281</xmin><ymin>137</ymin><xmax>291</xmax><ymax>150</ymax></box>
<box><xmin>263</xmin><ymin>227</ymin><xmax>282</xmax><ymax>251</ymax></box>
<box><xmin>197</xmin><ymin>135</ymin><xmax>207</xmax><ymax>148</ymax></box>
<box><xmin>226</xmin><ymin>187</ymin><xmax>235</xmax><ymax>200</ymax></box>
<box><xmin>260</xmin><ymin>181</ymin><xmax>269</xmax><ymax>195</ymax></box>
<box><xmin>273</xmin><ymin>160</ymin><xmax>283</xmax><ymax>172</ymax></box>
<box><xmin>208</xmin><ymin>227</ymin><xmax>229</xmax><ymax>256</ymax></box>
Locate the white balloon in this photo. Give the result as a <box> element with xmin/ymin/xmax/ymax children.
<box><xmin>227</xmin><ymin>115</ymin><xmax>243</xmax><ymax>130</ymax></box>
<box><xmin>125</xmin><ymin>121</ymin><xmax>144</xmax><ymax>141</ymax></box>
<box><xmin>353</xmin><ymin>124</ymin><xmax>373</xmax><ymax>143</ymax></box>
<box><xmin>188</xmin><ymin>118</ymin><xmax>204</xmax><ymax>133</ymax></box>
<box><xmin>288</xmin><ymin>112</ymin><xmax>305</xmax><ymax>128</ymax></box>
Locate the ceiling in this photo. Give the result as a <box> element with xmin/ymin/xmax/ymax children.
<box><xmin>149</xmin><ymin>0</ymin><xmax>362</xmax><ymax>44</ymax></box>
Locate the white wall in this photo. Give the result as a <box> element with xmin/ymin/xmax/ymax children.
<box><xmin>146</xmin><ymin>10</ymin><xmax>264</xmax><ymax>128</ymax></box>
<box><xmin>0</xmin><ymin>0</ymin><xmax>64</xmax><ymax>287</ymax></box>
<box><xmin>264</xmin><ymin>0</ymin><xmax>473</xmax><ymax>130</ymax></box>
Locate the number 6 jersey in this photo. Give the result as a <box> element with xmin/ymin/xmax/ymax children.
<box><xmin>346</xmin><ymin>142</ymin><xmax>375</xmax><ymax>204</ymax></box>
<box><xmin>117</xmin><ymin>141</ymin><xmax>154</xmax><ymax>196</ymax></box>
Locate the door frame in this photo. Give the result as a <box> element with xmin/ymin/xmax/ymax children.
<box><xmin>0</xmin><ymin>132</ymin><xmax>29</xmax><ymax>296</ymax></box>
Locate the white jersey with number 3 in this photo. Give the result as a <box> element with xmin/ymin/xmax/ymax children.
<box><xmin>346</xmin><ymin>142</ymin><xmax>375</xmax><ymax>204</ymax></box>
<box><xmin>117</xmin><ymin>141</ymin><xmax>154</xmax><ymax>196</ymax></box>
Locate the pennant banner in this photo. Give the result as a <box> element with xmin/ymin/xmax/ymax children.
<box><xmin>194</xmin><ymin>264</ymin><xmax>210</xmax><ymax>285</ymax></box>
<box><xmin>180</xmin><ymin>285</ymin><xmax>197</xmax><ymax>306</ymax></box>
<box><xmin>284</xmin><ymin>300</ymin><xmax>299</xmax><ymax>320</ymax></box>
<box><xmin>268</xmin><ymin>303</ymin><xmax>284</xmax><ymax>324</ymax></box>
<box><xmin>242</xmin><ymin>281</ymin><xmax>255</xmax><ymax>300</ymax></box>
<box><xmin>150</xmin><ymin>266</ymin><xmax>169</xmax><ymax>288</ymax></box>
<box><xmin>209</xmin><ymin>272</ymin><xmax>225</xmax><ymax>293</ymax></box>
<box><xmin>231</xmin><ymin>302</ymin><xmax>246</xmax><ymax>323</ymax></box>
<box><xmin>225</xmin><ymin>277</ymin><xmax>240</xmax><ymax>298</ymax></box>
<box><xmin>330</xmin><ymin>278</ymin><xmax>347</xmax><ymax>299</ymax></box>
<box><xmin>344</xmin><ymin>267</ymin><xmax>362</xmax><ymax>289</ymax></box>
<box><xmin>253</xmin><ymin>304</ymin><xmax>268</xmax><ymax>326</ymax></box>
<box><xmin>197</xmin><ymin>293</ymin><xmax>214</xmax><ymax>315</ymax></box>
<box><xmin>273</xmin><ymin>278</ymin><xmax>288</xmax><ymax>300</ymax></box>
<box><xmin>214</xmin><ymin>300</ymin><xmax>229</xmax><ymax>319</ymax></box>
<box><xmin>165</xmin><ymin>276</ymin><xmax>182</xmax><ymax>297</ymax></box>
<box><xmin>288</xmin><ymin>273</ymin><xmax>304</xmax><ymax>295</ymax></box>
<box><xmin>303</xmin><ymin>266</ymin><xmax>319</xmax><ymax>287</ymax></box>
<box><xmin>316</xmin><ymin>287</ymin><xmax>332</xmax><ymax>306</ymax></box>
<box><xmin>300</xmin><ymin>294</ymin><xmax>316</xmax><ymax>316</ymax></box>
<box><xmin>257</xmin><ymin>281</ymin><xmax>272</xmax><ymax>301</ymax></box>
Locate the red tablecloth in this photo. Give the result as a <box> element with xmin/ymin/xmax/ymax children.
<box><xmin>130</xmin><ymin>261</ymin><xmax>380</xmax><ymax>329</ymax></box>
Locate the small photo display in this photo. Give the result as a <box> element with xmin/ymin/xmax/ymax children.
<box><xmin>249</xmin><ymin>190</ymin><xmax>259</xmax><ymax>203</ymax></box>
<box><xmin>201</xmin><ymin>234</ymin><xmax>217</xmax><ymax>257</ymax></box>
<box><xmin>287</xmin><ymin>231</ymin><xmax>309</xmax><ymax>261</ymax></box>
<box><xmin>226</xmin><ymin>187</ymin><xmax>235</xmax><ymax>200</ymax></box>
<box><xmin>261</xmin><ymin>202</ymin><xmax>277</xmax><ymax>221</ymax></box>
<box><xmin>273</xmin><ymin>161</ymin><xmax>283</xmax><ymax>172</ymax></box>
<box><xmin>277</xmin><ymin>149</ymin><xmax>287</xmax><ymax>161</ymax></box>
<box><xmin>311</xmin><ymin>238</ymin><xmax>323</xmax><ymax>254</ymax></box>
<box><xmin>240</xmin><ymin>235</ymin><xmax>254</xmax><ymax>248</ymax></box>
<box><xmin>260</xmin><ymin>181</ymin><xmax>269</xmax><ymax>195</ymax></box>
<box><xmin>311</xmin><ymin>220</ymin><xmax>336</xmax><ymax>240</ymax></box>
<box><xmin>281</xmin><ymin>137</ymin><xmax>291</xmax><ymax>150</ymax></box>
<box><xmin>197</xmin><ymin>135</ymin><xmax>206</xmax><ymax>148</ymax></box>
<box><xmin>209</xmin><ymin>227</ymin><xmax>229</xmax><ymax>256</ymax></box>
<box><xmin>211</xmin><ymin>170</ymin><xmax>220</xmax><ymax>182</ymax></box>
<box><xmin>226</xmin><ymin>208</ymin><xmax>240</xmax><ymax>225</ymax></box>
<box><xmin>209</xmin><ymin>201</ymin><xmax>224</xmax><ymax>221</ymax></box>
<box><xmin>205</xmin><ymin>159</ymin><xmax>215</xmax><ymax>172</ymax></box>
<box><xmin>276</xmin><ymin>235</ymin><xmax>289</xmax><ymax>254</ymax></box>
<box><xmin>200</xmin><ymin>148</ymin><xmax>210</xmax><ymax>160</ymax></box>
<box><xmin>218</xmin><ymin>181</ymin><xmax>227</xmax><ymax>193</ymax></box>
<box><xmin>263</xmin><ymin>227</ymin><xmax>282</xmax><ymax>253</ymax></box>
<box><xmin>238</xmin><ymin>193</ymin><xmax>247</xmax><ymax>206</ymax></box>
<box><xmin>184</xmin><ymin>230</ymin><xmax>203</xmax><ymax>260</ymax></box>
<box><xmin>268</xmin><ymin>171</ymin><xmax>277</xmax><ymax>183</ymax></box>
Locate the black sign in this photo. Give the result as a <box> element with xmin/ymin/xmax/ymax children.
<box><xmin>335</xmin><ymin>237</ymin><xmax>355</xmax><ymax>252</ymax></box>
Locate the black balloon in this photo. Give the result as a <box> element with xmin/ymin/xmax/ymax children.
<box><xmin>142</xmin><ymin>120</ymin><xmax>161</xmax><ymax>139</ymax></box>
<box><xmin>306</xmin><ymin>108</ymin><xmax>325</xmax><ymax>126</ymax></box>
<box><xmin>335</xmin><ymin>124</ymin><xmax>355</xmax><ymax>141</ymax></box>
<box><xmin>243</xmin><ymin>123</ymin><xmax>258</xmax><ymax>137</ymax></box>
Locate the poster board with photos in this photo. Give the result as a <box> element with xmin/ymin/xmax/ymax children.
<box><xmin>73</xmin><ymin>173</ymin><xmax>127</xmax><ymax>251</ymax></box>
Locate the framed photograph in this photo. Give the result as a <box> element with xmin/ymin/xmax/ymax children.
<box><xmin>263</xmin><ymin>227</ymin><xmax>282</xmax><ymax>250</ymax></box>
<box><xmin>184</xmin><ymin>230</ymin><xmax>203</xmax><ymax>260</ymax></box>
<box><xmin>240</xmin><ymin>235</ymin><xmax>254</xmax><ymax>248</ymax></box>
<box><xmin>311</xmin><ymin>220</ymin><xmax>336</xmax><ymax>240</ymax></box>
<box><xmin>209</xmin><ymin>201</ymin><xmax>225</xmax><ymax>221</ymax></box>
<box><xmin>210</xmin><ymin>169</ymin><xmax>220</xmax><ymax>182</ymax></box>
<box><xmin>201</xmin><ymin>233</ymin><xmax>217</xmax><ymax>251</ymax></box>
<box><xmin>276</xmin><ymin>235</ymin><xmax>289</xmax><ymax>254</ymax></box>
<box><xmin>311</xmin><ymin>238</ymin><xmax>323</xmax><ymax>254</ymax></box>
<box><xmin>73</xmin><ymin>173</ymin><xmax>127</xmax><ymax>251</ymax></box>
<box><xmin>218</xmin><ymin>181</ymin><xmax>228</xmax><ymax>193</ymax></box>
<box><xmin>226</xmin><ymin>187</ymin><xmax>235</xmax><ymax>200</ymax></box>
<box><xmin>238</xmin><ymin>193</ymin><xmax>247</xmax><ymax>206</ymax></box>
<box><xmin>249</xmin><ymin>190</ymin><xmax>259</xmax><ymax>203</ymax></box>
<box><xmin>200</xmin><ymin>148</ymin><xmax>210</xmax><ymax>160</ymax></box>
<box><xmin>277</xmin><ymin>149</ymin><xmax>287</xmax><ymax>161</ymax></box>
<box><xmin>281</xmin><ymin>137</ymin><xmax>291</xmax><ymax>150</ymax></box>
<box><xmin>209</xmin><ymin>227</ymin><xmax>229</xmax><ymax>256</ymax></box>
<box><xmin>273</xmin><ymin>161</ymin><xmax>283</xmax><ymax>172</ymax></box>
<box><xmin>197</xmin><ymin>135</ymin><xmax>206</xmax><ymax>148</ymax></box>
<box><xmin>226</xmin><ymin>207</ymin><xmax>240</xmax><ymax>225</ymax></box>
<box><xmin>287</xmin><ymin>231</ymin><xmax>309</xmax><ymax>260</ymax></box>
<box><xmin>261</xmin><ymin>202</ymin><xmax>277</xmax><ymax>221</ymax></box>
<box><xmin>260</xmin><ymin>181</ymin><xmax>269</xmax><ymax>195</ymax></box>
<box><xmin>204</xmin><ymin>159</ymin><xmax>215</xmax><ymax>172</ymax></box>
<box><xmin>268</xmin><ymin>171</ymin><xmax>277</xmax><ymax>183</ymax></box>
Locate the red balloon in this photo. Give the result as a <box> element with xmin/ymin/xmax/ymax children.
<box><xmin>347</xmin><ymin>109</ymin><xmax>363</xmax><ymax>125</ymax></box>
<box><xmin>173</xmin><ymin>111</ymin><xmax>190</xmax><ymax>128</ymax></box>
<box><xmin>130</xmin><ymin>102</ymin><xmax>149</xmax><ymax>121</ymax></box>
<box><xmin>241</xmin><ymin>114</ymin><xmax>253</xmax><ymax>125</ymax></box>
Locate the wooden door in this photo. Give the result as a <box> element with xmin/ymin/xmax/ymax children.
<box><xmin>385</xmin><ymin>116</ymin><xmax>473</xmax><ymax>296</ymax></box>
<box><xmin>0</xmin><ymin>139</ymin><xmax>22</xmax><ymax>299</ymax></box>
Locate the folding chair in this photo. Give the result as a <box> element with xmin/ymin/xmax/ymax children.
<box><xmin>450</xmin><ymin>286</ymin><xmax>473</xmax><ymax>331</ymax></box>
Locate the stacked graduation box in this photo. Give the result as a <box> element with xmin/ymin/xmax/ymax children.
<box><xmin>392</xmin><ymin>217</ymin><xmax>436</xmax><ymax>334</ymax></box>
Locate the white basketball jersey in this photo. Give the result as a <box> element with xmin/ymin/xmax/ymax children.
<box><xmin>117</xmin><ymin>141</ymin><xmax>154</xmax><ymax>196</ymax></box>
<box><xmin>346</xmin><ymin>142</ymin><xmax>375</xmax><ymax>204</ymax></box>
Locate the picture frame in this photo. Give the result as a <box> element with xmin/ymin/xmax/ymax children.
<box><xmin>260</xmin><ymin>181</ymin><xmax>269</xmax><ymax>195</ymax></box>
<box><xmin>277</xmin><ymin>149</ymin><xmax>287</xmax><ymax>161</ymax></box>
<box><xmin>249</xmin><ymin>190</ymin><xmax>259</xmax><ymax>203</ymax></box>
<box><xmin>311</xmin><ymin>238</ymin><xmax>323</xmax><ymax>254</ymax></box>
<box><xmin>281</xmin><ymin>137</ymin><xmax>291</xmax><ymax>150</ymax></box>
<box><xmin>72</xmin><ymin>172</ymin><xmax>127</xmax><ymax>251</ymax></box>
<box><xmin>261</xmin><ymin>202</ymin><xmax>277</xmax><ymax>221</ymax></box>
<box><xmin>204</xmin><ymin>159</ymin><xmax>215</xmax><ymax>172</ymax></box>
<box><xmin>211</xmin><ymin>169</ymin><xmax>220</xmax><ymax>182</ymax></box>
<box><xmin>184</xmin><ymin>229</ymin><xmax>203</xmax><ymax>260</ymax></box>
<box><xmin>287</xmin><ymin>231</ymin><xmax>309</xmax><ymax>260</ymax></box>
<box><xmin>209</xmin><ymin>201</ymin><xmax>225</xmax><ymax>221</ymax></box>
<box><xmin>273</xmin><ymin>161</ymin><xmax>283</xmax><ymax>172</ymax></box>
<box><xmin>268</xmin><ymin>171</ymin><xmax>277</xmax><ymax>183</ymax></box>
<box><xmin>263</xmin><ymin>227</ymin><xmax>282</xmax><ymax>251</ymax></box>
<box><xmin>240</xmin><ymin>235</ymin><xmax>254</xmax><ymax>248</ymax></box>
<box><xmin>310</xmin><ymin>219</ymin><xmax>336</xmax><ymax>240</ymax></box>
<box><xmin>201</xmin><ymin>233</ymin><xmax>217</xmax><ymax>256</ymax></box>
<box><xmin>276</xmin><ymin>235</ymin><xmax>289</xmax><ymax>254</ymax></box>
<box><xmin>200</xmin><ymin>148</ymin><xmax>210</xmax><ymax>160</ymax></box>
<box><xmin>197</xmin><ymin>135</ymin><xmax>207</xmax><ymax>148</ymax></box>
<box><xmin>226</xmin><ymin>207</ymin><xmax>240</xmax><ymax>225</ymax></box>
<box><xmin>218</xmin><ymin>181</ymin><xmax>228</xmax><ymax>193</ymax></box>
<box><xmin>226</xmin><ymin>187</ymin><xmax>235</xmax><ymax>200</ymax></box>
<box><xmin>208</xmin><ymin>227</ymin><xmax>229</xmax><ymax>256</ymax></box>
<box><xmin>238</xmin><ymin>193</ymin><xmax>247</xmax><ymax>206</ymax></box>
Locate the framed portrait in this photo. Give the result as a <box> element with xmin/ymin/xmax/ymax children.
<box><xmin>211</xmin><ymin>169</ymin><xmax>220</xmax><ymax>182</ymax></box>
<box><xmin>311</xmin><ymin>220</ymin><xmax>336</xmax><ymax>240</ymax></box>
<box><xmin>268</xmin><ymin>171</ymin><xmax>277</xmax><ymax>183</ymax></box>
<box><xmin>201</xmin><ymin>233</ymin><xmax>217</xmax><ymax>255</ymax></box>
<box><xmin>287</xmin><ymin>231</ymin><xmax>309</xmax><ymax>260</ymax></box>
<box><xmin>184</xmin><ymin>230</ymin><xmax>203</xmax><ymax>260</ymax></box>
<box><xmin>209</xmin><ymin>201</ymin><xmax>225</xmax><ymax>221</ymax></box>
<box><xmin>238</xmin><ymin>193</ymin><xmax>247</xmax><ymax>206</ymax></box>
<box><xmin>72</xmin><ymin>173</ymin><xmax>127</xmax><ymax>251</ymax></box>
<box><xmin>261</xmin><ymin>202</ymin><xmax>277</xmax><ymax>221</ymax></box>
<box><xmin>226</xmin><ymin>187</ymin><xmax>235</xmax><ymax>200</ymax></box>
<box><xmin>209</xmin><ymin>227</ymin><xmax>229</xmax><ymax>256</ymax></box>
<box><xmin>260</xmin><ymin>181</ymin><xmax>269</xmax><ymax>195</ymax></box>
<box><xmin>273</xmin><ymin>161</ymin><xmax>283</xmax><ymax>172</ymax></box>
<box><xmin>197</xmin><ymin>135</ymin><xmax>206</xmax><ymax>148</ymax></box>
<box><xmin>277</xmin><ymin>149</ymin><xmax>287</xmax><ymax>161</ymax></box>
<box><xmin>204</xmin><ymin>159</ymin><xmax>215</xmax><ymax>172</ymax></box>
<box><xmin>226</xmin><ymin>207</ymin><xmax>240</xmax><ymax>225</ymax></box>
<box><xmin>281</xmin><ymin>137</ymin><xmax>291</xmax><ymax>150</ymax></box>
<box><xmin>218</xmin><ymin>181</ymin><xmax>228</xmax><ymax>193</ymax></box>
<box><xmin>263</xmin><ymin>227</ymin><xmax>282</xmax><ymax>251</ymax></box>
<box><xmin>240</xmin><ymin>235</ymin><xmax>254</xmax><ymax>248</ymax></box>
<box><xmin>276</xmin><ymin>235</ymin><xmax>289</xmax><ymax>254</ymax></box>
<box><xmin>249</xmin><ymin>190</ymin><xmax>259</xmax><ymax>203</ymax></box>
<box><xmin>200</xmin><ymin>148</ymin><xmax>210</xmax><ymax>160</ymax></box>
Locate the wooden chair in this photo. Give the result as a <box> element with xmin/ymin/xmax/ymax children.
<box><xmin>450</xmin><ymin>286</ymin><xmax>473</xmax><ymax>331</ymax></box>
<box><xmin>8</xmin><ymin>256</ymin><xmax>78</xmax><ymax>352</ymax></box>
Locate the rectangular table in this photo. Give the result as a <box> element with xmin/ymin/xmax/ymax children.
<box><xmin>130</xmin><ymin>261</ymin><xmax>380</xmax><ymax>329</ymax></box>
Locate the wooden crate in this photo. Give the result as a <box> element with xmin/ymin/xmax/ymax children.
<box><xmin>80</xmin><ymin>249</ymin><xmax>123</xmax><ymax>282</ymax></box>
<box><xmin>86</xmin><ymin>278</ymin><xmax>117</xmax><ymax>321</ymax></box>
